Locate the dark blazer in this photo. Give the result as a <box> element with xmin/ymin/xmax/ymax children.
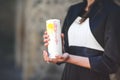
<box><xmin>62</xmin><ymin>0</ymin><xmax>120</xmax><ymax>74</ymax></box>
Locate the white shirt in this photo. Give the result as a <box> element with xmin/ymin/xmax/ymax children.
<box><xmin>68</xmin><ymin>17</ymin><xmax>104</xmax><ymax>51</ymax></box>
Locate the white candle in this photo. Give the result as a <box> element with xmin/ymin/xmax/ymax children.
<box><xmin>46</xmin><ymin>19</ymin><xmax>62</xmax><ymax>58</ymax></box>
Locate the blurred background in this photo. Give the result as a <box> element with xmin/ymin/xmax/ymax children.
<box><xmin>0</xmin><ymin>0</ymin><xmax>120</xmax><ymax>80</ymax></box>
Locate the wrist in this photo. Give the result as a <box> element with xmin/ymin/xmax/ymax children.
<box><xmin>64</xmin><ymin>53</ymin><xmax>71</xmax><ymax>63</ymax></box>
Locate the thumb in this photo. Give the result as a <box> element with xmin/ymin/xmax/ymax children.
<box><xmin>61</xmin><ymin>33</ymin><xmax>64</xmax><ymax>39</ymax></box>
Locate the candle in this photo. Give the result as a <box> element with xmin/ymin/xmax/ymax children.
<box><xmin>46</xmin><ymin>19</ymin><xmax>62</xmax><ymax>58</ymax></box>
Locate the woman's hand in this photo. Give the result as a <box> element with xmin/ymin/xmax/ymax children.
<box><xmin>53</xmin><ymin>52</ymin><xmax>69</xmax><ymax>63</ymax></box>
<box><xmin>43</xmin><ymin>31</ymin><xmax>67</xmax><ymax>63</ymax></box>
<box><xmin>43</xmin><ymin>50</ymin><xmax>69</xmax><ymax>64</ymax></box>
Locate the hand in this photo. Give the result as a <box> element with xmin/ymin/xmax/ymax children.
<box><xmin>42</xmin><ymin>50</ymin><xmax>50</xmax><ymax>63</ymax></box>
<box><xmin>54</xmin><ymin>53</ymin><xmax>70</xmax><ymax>63</ymax></box>
<box><xmin>43</xmin><ymin>50</ymin><xmax>69</xmax><ymax>64</ymax></box>
<box><xmin>43</xmin><ymin>31</ymin><xmax>66</xmax><ymax>63</ymax></box>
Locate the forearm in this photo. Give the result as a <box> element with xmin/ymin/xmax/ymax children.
<box><xmin>65</xmin><ymin>54</ymin><xmax>91</xmax><ymax>69</ymax></box>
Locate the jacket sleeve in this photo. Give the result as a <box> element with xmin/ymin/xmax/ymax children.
<box><xmin>89</xmin><ymin>9</ymin><xmax>120</xmax><ymax>74</ymax></box>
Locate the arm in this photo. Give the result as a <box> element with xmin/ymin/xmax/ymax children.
<box><xmin>65</xmin><ymin>54</ymin><xmax>91</xmax><ymax>69</ymax></box>
<box><xmin>56</xmin><ymin>8</ymin><xmax>120</xmax><ymax>74</ymax></box>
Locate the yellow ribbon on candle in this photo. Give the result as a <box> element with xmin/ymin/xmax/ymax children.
<box><xmin>47</xmin><ymin>23</ymin><xmax>54</xmax><ymax>34</ymax></box>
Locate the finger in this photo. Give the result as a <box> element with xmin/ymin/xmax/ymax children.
<box><xmin>61</xmin><ymin>33</ymin><xmax>64</xmax><ymax>43</ymax></box>
<box><xmin>49</xmin><ymin>58</ymin><xmax>57</xmax><ymax>64</ymax></box>
<box><xmin>43</xmin><ymin>50</ymin><xmax>49</xmax><ymax>62</ymax></box>
<box><xmin>43</xmin><ymin>34</ymin><xmax>49</xmax><ymax>39</ymax></box>
<box><xmin>44</xmin><ymin>31</ymin><xmax>47</xmax><ymax>35</ymax></box>
<box><xmin>43</xmin><ymin>31</ymin><xmax>47</xmax><ymax>38</ymax></box>
<box><xmin>44</xmin><ymin>52</ymin><xmax>51</xmax><ymax>63</ymax></box>
<box><xmin>49</xmin><ymin>58</ymin><xmax>53</xmax><ymax>62</ymax></box>
<box><xmin>43</xmin><ymin>50</ymin><xmax>47</xmax><ymax>61</ymax></box>
<box><xmin>56</xmin><ymin>55</ymin><xmax>63</xmax><ymax>59</ymax></box>
<box><xmin>43</xmin><ymin>38</ymin><xmax>50</xmax><ymax>43</ymax></box>
<box><xmin>61</xmin><ymin>33</ymin><xmax>64</xmax><ymax>39</ymax></box>
<box><xmin>44</xmin><ymin>43</ymin><xmax>49</xmax><ymax>47</ymax></box>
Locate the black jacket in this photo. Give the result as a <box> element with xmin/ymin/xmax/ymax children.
<box><xmin>62</xmin><ymin>0</ymin><xmax>120</xmax><ymax>74</ymax></box>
